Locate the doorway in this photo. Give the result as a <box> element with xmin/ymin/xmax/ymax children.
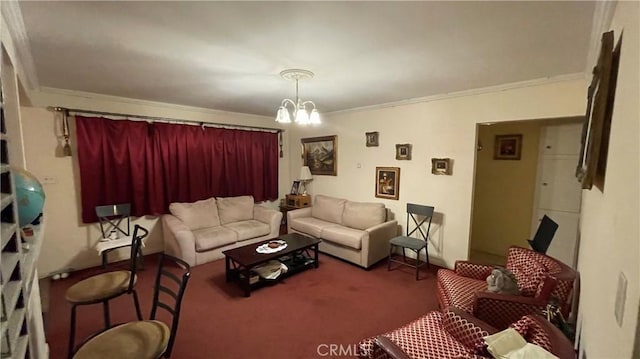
<box><xmin>469</xmin><ymin>117</ymin><xmax>583</xmax><ymax>267</ymax></box>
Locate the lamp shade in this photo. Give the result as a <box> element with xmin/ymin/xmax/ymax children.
<box><xmin>300</xmin><ymin>166</ymin><xmax>313</xmax><ymax>181</ymax></box>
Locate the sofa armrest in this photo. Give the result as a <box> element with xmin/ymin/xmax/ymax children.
<box><xmin>286</xmin><ymin>207</ymin><xmax>313</xmax><ymax>233</ymax></box>
<box><xmin>162</xmin><ymin>214</ymin><xmax>197</xmax><ymax>266</ymax></box>
<box><xmin>525</xmin><ymin>315</ymin><xmax>577</xmax><ymax>359</ymax></box>
<box><xmin>473</xmin><ymin>291</ymin><xmax>547</xmax><ymax>330</ymax></box>
<box><xmin>253</xmin><ymin>205</ymin><xmax>283</xmax><ymax>238</ymax></box>
<box><xmin>374</xmin><ymin>336</ymin><xmax>411</xmax><ymax>359</ymax></box>
<box><xmin>454</xmin><ymin>261</ymin><xmax>494</xmax><ymax>280</ymax></box>
<box><xmin>362</xmin><ymin>220</ymin><xmax>398</xmax><ymax>268</ymax></box>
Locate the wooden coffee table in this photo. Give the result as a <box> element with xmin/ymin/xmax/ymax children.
<box><xmin>222</xmin><ymin>233</ymin><xmax>320</xmax><ymax>297</ymax></box>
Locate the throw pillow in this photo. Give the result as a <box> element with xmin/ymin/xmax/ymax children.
<box><xmin>169</xmin><ymin>197</ymin><xmax>220</xmax><ymax>230</ymax></box>
<box><xmin>216</xmin><ymin>195</ymin><xmax>254</xmax><ymax>224</ymax></box>
<box><xmin>483</xmin><ymin>328</ymin><xmax>527</xmax><ymax>359</ymax></box>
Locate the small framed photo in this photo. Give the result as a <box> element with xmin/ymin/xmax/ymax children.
<box><xmin>494</xmin><ymin>134</ymin><xmax>522</xmax><ymax>160</ymax></box>
<box><xmin>431</xmin><ymin>158</ymin><xmax>452</xmax><ymax>175</ymax></box>
<box><xmin>375</xmin><ymin>167</ymin><xmax>400</xmax><ymax>200</ymax></box>
<box><xmin>290</xmin><ymin>180</ymin><xmax>300</xmax><ymax>195</ymax></box>
<box><xmin>365</xmin><ymin>131</ymin><xmax>379</xmax><ymax>147</ymax></box>
<box><xmin>395</xmin><ymin>144</ymin><xmax>412</xmax><ymax>160</ymax></box>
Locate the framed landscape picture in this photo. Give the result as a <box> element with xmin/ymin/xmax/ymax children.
<box><xmin>375</xmin><ymin>167</ymin><xmax>400</xmax><ymax>200</ymax></box>
<box><xmin>301</xmin><ymin>135</ymin><xmax>337</xmax><ymax>176</ymax></box>
<box><xmin>431</xmin><ymin>158</ymin><xmax>452</xmax><ymax>175</ymax></box>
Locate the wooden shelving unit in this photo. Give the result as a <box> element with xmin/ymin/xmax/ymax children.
<box><xmin>0</xmin><ymin>62</ymin><xmax>47</xmax><ymax>358</ymax></box>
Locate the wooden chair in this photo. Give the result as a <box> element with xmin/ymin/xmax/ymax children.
<box><xmin>66</xmin><ymin>224</ymin><xmax>148</xmax><ymax>358</ymax></box>
<box><xmin>72</xmin><ymin>253</ymin><xmax>192</xmax><ymax>359</ymax></box>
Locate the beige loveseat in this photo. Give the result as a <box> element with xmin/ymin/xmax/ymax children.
<box><xmin>287</xmin><ymin>195</ymin><xmax>397</xmax><ymax>268</ymax></box>
<box><xmin>162</xmin><ymin>195</ymin><xmax>282</xmax><ymax>266</ymax></box>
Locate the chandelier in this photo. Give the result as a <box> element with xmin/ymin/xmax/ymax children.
<box><xmin>275</xmin><ymin>69</ymin><xmax>320</xmax><ymax>125</ymax></box>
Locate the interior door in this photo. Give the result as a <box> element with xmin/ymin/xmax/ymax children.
<box><xmin>531</xmin><ymin>122</ymin><xmax>582</xmax><ymax>267</ymax></box>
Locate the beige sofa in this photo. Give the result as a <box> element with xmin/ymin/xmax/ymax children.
<box><xmin>162</xmin><ymin>195</ymin><xmax>282</xmax><ymax>266</ymax></box>
<box><xmin>287</xmin><ymin>195</ymin><xmax>397</xmax><ymax>268</ymax></box>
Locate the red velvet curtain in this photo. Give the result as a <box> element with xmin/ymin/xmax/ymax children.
<box><xmin>76</xmin><ymin>116</ymin><xmax>279</xmax><ymax>223</ymax></box>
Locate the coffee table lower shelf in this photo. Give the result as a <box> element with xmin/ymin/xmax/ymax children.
<box><xmin>223</xmin><ymin>234</ymin><xmax>320</xmax><ymax>297</ymax></box>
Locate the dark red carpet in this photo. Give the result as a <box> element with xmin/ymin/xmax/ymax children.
<box><xmin>45</xmin><ymin>253</ymin><xmax>441</xmax><ymax>358</ymax></box>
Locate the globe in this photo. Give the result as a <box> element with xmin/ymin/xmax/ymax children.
<box><xmin>13</xmin><ymin>168</ymin><xmax>46</xmax><ymax>227</ymax></box>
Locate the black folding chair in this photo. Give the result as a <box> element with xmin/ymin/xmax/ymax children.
<box><xmin>528</xmin><ymin>214</ymin><xmax>559</xmax><ymax>254</ymax></box>
<box><xmin>388</xmin><ymin>203</ymin><xmax>435</xmax><ymax>280</ymax></box>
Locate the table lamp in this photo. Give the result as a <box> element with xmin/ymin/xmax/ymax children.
<box><xmin>299</xmin><ymin>166</ymin><xmax>313</xmax><ymax>195</ymax></box>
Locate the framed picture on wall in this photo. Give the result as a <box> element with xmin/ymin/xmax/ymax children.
<box><xmin>301</xmin><ymin>135</ymin><xmax>337</xmax><ymax>176</ymax></box>
<box><xmin>576</xmin><ymin>31</ymin><xmax>619</xmax><ymax>190</ymax></box>
<box><xmin>494</xmin><ymin>134</ymin><xmax>522</xmax><ymax>160</ymax></box>
<box><xmin>395</xmin><ymin>144</ymin><xmax>412</xmax><ymax>160</ymax></box>
<box><xmin>431</xmin><ymin>158</ymin><xmax>452</xmax><ymax>175</ymax></box>
<box><xmin>375</xmin><ymin>167</ymin><xmax>400</xmax><ymax>200</ymax></box>
<box><xmin>366</xmin><ymin>132</ymin><xmax>379</xmax><ymax>147</ymax></box>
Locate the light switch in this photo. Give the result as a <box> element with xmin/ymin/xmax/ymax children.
<box><xmin>41</xmin><ymin>176</ymin><xmax>57</xmax><ymax>184</ymax></box>
<box><xmin>614</xmin><ymin>271</ymin><xmax>627</xmax><ymax>326</ymax></box>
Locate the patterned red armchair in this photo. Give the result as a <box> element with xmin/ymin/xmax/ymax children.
<box><xmin>437</xmin><ymin>246</ymin><xmax>577</xmax><ymax>330</ymax></box>
<box><xmin>358</xmin><ymin>307</ymin><xmax>576</xmax><ymax>359</ymax></box>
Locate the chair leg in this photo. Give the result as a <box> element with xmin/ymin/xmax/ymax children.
<box><xmin>103</xmin><ymin>300</ymin><xmax>111</xmax><ymax>329</ymax></box>
<box><xmin>68</xmin><ymin>304</ymin><xmax>77</xmax><ymax>359</ymax></box>
<box><xmin>132</xmin><ymin>290</ymin><xmax>143</xmax><ymax>320</ymax></box>
<box><xmin>415</xmin><ymin>249</ymin><xmax>420</xmax><ymax>281</ymax></box>
<box><xmin>387</xmin><ymin>244</ymin><xmax>393</xmax><ymax>271</ymax></box>
<box><xmin>425</xmin><ymin>246</ymin><xmax>430</xmax><ymax>268</ymax></box>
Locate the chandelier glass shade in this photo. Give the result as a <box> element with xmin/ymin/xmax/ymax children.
<box><xmin>275</xmin><ymin>69</ymin><xmax>320</xmax><ymax>125</ymax></box>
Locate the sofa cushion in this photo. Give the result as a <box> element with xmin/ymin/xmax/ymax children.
<box><xmin>216</xmin><ymin>195</ymin><xmax>254</xmax><ymax>224</ymax></box>
<box><xmin>193</xmin><ymin>226</ymin><xmax>237</xmax><ymax>252</ymax></box>
<box><xmin>312</xmin><ymin>195</ymin><xmax>346</xmax><ymax>224</ymax></box>
<box><xmin>169</xmin><ymin>197</ymin><xmax>220</xmax><ymax>230</ymax></box>
<box><xmin>360</xmin><ymin>311</ymin><xmax>474</xmax><ymax>359</ymax></box>
<box><xmin>342</xmin><ymin>201</ymin><xmax>386</xmax><ymax>230</ymax></box>
<box><xmin>437</xmin><ymin>269</ymin><xmax>488</xmax><ymax>313</ymax></box>
<box><xmin>290</xmin><ymin>217</ymin><xmax>336</xmax><ymax>238</ymax></box>
<box><xmin>321</xmin><ymin>226</ymin><xmax>365</xmax><ymax>250</ymax></box>
<box><xmin>224</xmin><ymin>220</ymin><xmax>270</xmax><ymax>241</ymax></box>
<box><xmin>442</xmin><ymin>309</ymin><xmax>494</xmax><ymax>354</ymax></box>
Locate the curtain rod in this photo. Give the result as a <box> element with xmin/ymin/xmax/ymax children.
<box><xmin>48</xmin><ymin>107</ymin><xmax>284</xmax><ymax>133</ymax></box>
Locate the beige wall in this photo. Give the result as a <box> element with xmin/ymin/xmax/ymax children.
<box><xmin>471</xmin><ymin>121</ymin><xmax>542</xmax><ymax>257</ymax></box>
<box><xmin>576</xmin><ymin>1</ymin><xmax>639</xmax><ymax>357</ymax></box>
<box><xmin>20</xmin><ymin>91</ymin><xmax>291</xmax><ymax>276</ymax></box>
<box><xmin>287</xmin><ymin>79</ymin><xmax>587</xmax><ymax>268</ymax></box>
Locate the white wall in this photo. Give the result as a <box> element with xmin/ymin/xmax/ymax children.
<box><xmin>576</xmin><ymin>1</ymin><xmax>639</xmax><ymax>357</ymax></box>
<box><xmin>21</xmin><ymin>90</ymin><xmax>292</xmax><ymax>276</ymax></box>
<box><xmin>287</xmin><ymin>79</ymin><xmax>587</xmax><ymax>268</ymax></box>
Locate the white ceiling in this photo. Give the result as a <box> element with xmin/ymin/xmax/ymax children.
<box><xmin>18</xmin><ymin>1</ymin><xmax>596</xmax><ymax>117</ymax></box>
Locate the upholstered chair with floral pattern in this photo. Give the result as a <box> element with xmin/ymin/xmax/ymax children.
<box><xmin>358</xmin><ymin>306</ymin><xmax>576</xmax><ymax>359</ymax></box>
<box><xmin>436</xmin><ymin>246</ymin><xmax>577</xmax><ymax>330</ymax></box>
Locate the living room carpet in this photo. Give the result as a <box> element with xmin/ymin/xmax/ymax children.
<box><xmin>45</xmin><ymin>253</ymin><xmax>441</xmax><ymax>358</ymax></box>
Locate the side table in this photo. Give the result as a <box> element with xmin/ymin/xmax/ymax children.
<box><xmin>95</xmin><ymin>236</ymin><xmax>145</xmax><ymax>268</ymax></box>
